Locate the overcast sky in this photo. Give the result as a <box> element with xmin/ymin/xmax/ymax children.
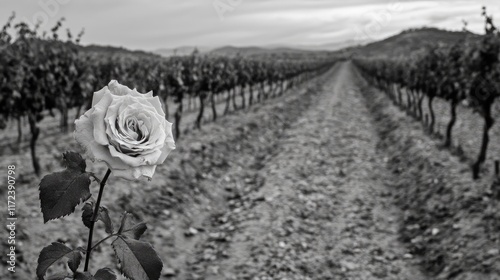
<box><xmin>0</xmin><ymin>0</ymin><xmax>498</xmax><ymax>51</ymax></box>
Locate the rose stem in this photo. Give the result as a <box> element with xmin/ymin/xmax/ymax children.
<box><xmin>84</xmin><ymin>168</ymin><xmax>112</xmax><ymax>272</ymax></box>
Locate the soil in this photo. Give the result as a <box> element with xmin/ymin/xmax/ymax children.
<box><xmin>1</xmin><ymin>61</ymin><xmax>500</xmax><ymax>280</ymax></box>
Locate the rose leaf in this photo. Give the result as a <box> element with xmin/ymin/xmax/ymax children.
<box><xmin>124</xmin><ymin>222</ymin><xmax>148</xmax><ymax>240</ymax></box>
<box><xmin>112</xmin><ymin>237</ymin><xmax>163</xmax><ymax>280</ymax></box>
<box><xmin>39</xmin><ymin>152</ymin><xmax>91</xmax><ymax>223</ymax></box>
<box><xmin>74</xmin><ymin>272</ymin><xmax>95</xmax><ymax>280</ymax></box>
<box><xmin>117</xmin><ymin>212</ymin><xmax>131</xmax><ymax>234</ymax></box>
<box><xmin>62</xmin><ymin>151</ymin><xmax>87</xmax><ymax>172</ymax></box>
<box><xmin>82</xmin><ymin>203</ymin><xmax>114</xmax><ymax>234</ymax></box>
<box><xmin>94</xmin><ymin>268</ymin><xmax>117</xmax><ymax>280</ymax></box>
<box><xmin>81</xmin><ymin>202</ymin><xmax>93</xmax><ymax>228</ymax></box>
<box><xmin>117</xmin><ymin>212</ymin><xmax>147</xmax><ymax>240</ymax></box>
<box><xmin>46</xmin><ymin>272</ymin><xmax>71</xmax><ymax>280</ymax></box>
<box><xmin>67</xmin><ymin>249</ymin><xmax>83</xmax><ymax>273</ymax></box>
<box><xmin>37</xmin><ymin>242</ymin><xmax>79</xmax><ymax>280</ymax></box>
<box><xmin>98</xmin><ymin>206</ymin><xmax>114</xmax><ymax>234</ymax></box>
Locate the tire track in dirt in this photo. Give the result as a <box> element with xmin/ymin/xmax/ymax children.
<box><xmin>196</xmin><ymin>62</ymin><xmax>426</xmax><ymax>279</ymax></box>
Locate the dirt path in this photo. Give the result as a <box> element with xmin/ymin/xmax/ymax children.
<box><xmin>176</xmin><ymin>62</ymin><xmax>426</xmax><ymax>279</ymax></box>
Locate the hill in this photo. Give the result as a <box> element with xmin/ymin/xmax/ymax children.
<box><xmin>80</xmin><ymin>27</ymin><xmax>478</xmax><ymax>61</ymax></box>
<box><xmin>349</xmin><ymin>27</ymin><xmax>479</xmax><ymax>59</ymax></box>
<box><xmin>80</xmin><ymin>44</ymin><xmax>160</xmax><ymax>59</ymax></box>
<box><xmin>207</xmin><ymin>28</ymin><xmax>478</xmax><ymax>60</ymax></box>
<box><xmin>209</xmin><ymin>45</ymin><xmax>316</xmax><ymax>57</ymax></box>
<box><xmin>153</xmin><ymin>46</ymin><xmax>213</xmax><ymax>57</ymax></box>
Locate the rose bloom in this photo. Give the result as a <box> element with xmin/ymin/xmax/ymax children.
<box><xmin>75</xmin><ymin>80</ymin><xmax>175</xmax><ymax>181</ymax></box>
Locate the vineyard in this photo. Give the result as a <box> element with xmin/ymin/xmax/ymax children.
<box><xmin>354</xmin><ymin>7</ymin><xmax>500</xmax><ymax>179</ymax></box>
<box><xmin>0</xmin><ymin>14</ymin><xmax>336</xmax><ymax>177</ymax></box>
<box><xmin>2</xmin><ymin>5</ymin><xmax>500</xmax><ymax>280</ymax></box>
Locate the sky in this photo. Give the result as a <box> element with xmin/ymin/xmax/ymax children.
<box><xmin>0</xmin><ymin>0</ymin><xmax>499</xmax><ymax>51</ymax></box>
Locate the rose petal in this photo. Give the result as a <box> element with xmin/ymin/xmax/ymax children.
<box><xmin>141</xmin><ymin>96</ymin><xmax>165</xmax><ymax>117</ymax></box>
<box><xmin>108</xmin><ymin>80</ymin><xmax>145</xmax><ymax>98</ymax></box>
<box><xmin>109</xmin><ymin>140</ymin><xmax>164</xmax><ymax>166</ymax></box>
<box><xmin>76</xmin><ymin>80</ymin><xmax>175</xmax><ymax>182</ymax></box>
<box><xmin>91</xmin><ymin>86</ymin><xmax>111</xmax><ymax>107</ymax></box>
<box><xmin>91</xmin><ymin>92</ymin><xmax>114</xmax><ymax>145</ymax></box>
<box><xmin>107</xmin><ymin>144</ymin><xmax>141</xmax><ymax>166</ymax></box>
<box><xmin>114</xmin><ymin>102</ymin><xmax>164</xmax><ymax>149</ymax></box>
<box><xmin>103</xmin><ymin>97</ymin><xmax>158</xmax><ymax>150</ymax></box>
<box><xmin>156</xmin><ymin>142</ymin><xmax>175</xmax><ymax>165</ymax></box>
<box><xmin>74</xmin><ymin>112</ymin><xmax>129</xmax><ymax>170</ymax></box>
<box><xmin>113</xmin><ymin>165</ymin><xmax>157</xmax><ymax>181</ymax></box>
<box><xmin>156</xmin><ymin>122</ymin><xmax>176</xmax><ymax>164</ymax></box>
<box><xmin>143</xmin><ymin>113</ymin><xmax>166</xmax><ymax>147</ymax></box>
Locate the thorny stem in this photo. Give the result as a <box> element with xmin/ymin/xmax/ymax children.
<box><xmin>84</xmin><ymin>168</ymin><xmax>112</xmax><ymax>272</ymax></box>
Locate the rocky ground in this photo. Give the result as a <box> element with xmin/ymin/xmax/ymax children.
<box><xmin>1</xmin><ymin>62</ymin><xmax>500</xmax><ymax>280</ymax></box>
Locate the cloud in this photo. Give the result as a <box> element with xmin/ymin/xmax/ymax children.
<box><xmin>0</xmin><ymin>0</ymin><xmax>498</xmax><ymax>50</ymax></box>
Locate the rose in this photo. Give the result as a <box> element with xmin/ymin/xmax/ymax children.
<box><xmin>74</xmin><ymin>80</ymin><xmax>175</xmax><ymax>181</ymax></box>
